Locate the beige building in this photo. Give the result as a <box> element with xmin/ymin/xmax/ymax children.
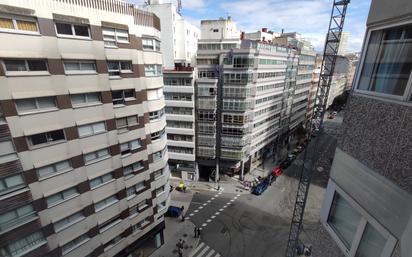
<box><xmin>0</xmin><ymin>1</ymin><xmax>170</xmax><ymax>257</ymax></box>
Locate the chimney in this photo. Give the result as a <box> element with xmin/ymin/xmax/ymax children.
<box><xmin>262</xmin><ymin>28</ymin><xmax>268</xmax><ymax>32</ymax></box>
<box><xmin>240</xmin><ymin>31</ymin><xmax>245</xmax><ymax>40</ymax></box>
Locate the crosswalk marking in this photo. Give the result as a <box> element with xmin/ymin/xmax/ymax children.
<box><xmin>190</xmin><ymin>242</ymin><xmax>221</xmax><ymax>257</ymax></box>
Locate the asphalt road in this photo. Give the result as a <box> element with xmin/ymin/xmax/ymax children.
<box><xmin>185</xmin><ymin>118</ymin><xmax>343</xmax><ymax>257</ymax></box>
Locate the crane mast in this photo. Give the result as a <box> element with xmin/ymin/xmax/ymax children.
<box><xmin>284</xmin><ymin>1</ymin><xmax>350</xmax><ymax>256</ymax></box>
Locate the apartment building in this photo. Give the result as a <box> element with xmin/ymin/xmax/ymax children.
<box><xmin>337</xmin><ymin>31</ymin><xmax>349</xmax><ymax>56</ymax></box>
<box><xmin>144</xmin><ymin>1</ymin><xmax>198</xmax><ymax>180</ymax></box>
<box><xmin>306</xmin><ymin>54</ymin><xmax>322</xmax><ymax>126</ymax></box>
<box><xmin>195</xmin><ymin>19</ymin><xmax>316</xmax><ymax>179</ymax></box>
<box><xmin>319</xmin><ymin>0</ymin><xmax>412</xmax><ymax>256</ymax></box>
<box><xmin>0</xmin><ymin>1</ymin><xmax>170</xmax><ymax>257</ymax></box>
<box><xmin>326</xmin><ymin>55</ymin><xmax>350</xmax><ymax>108</ymax></box>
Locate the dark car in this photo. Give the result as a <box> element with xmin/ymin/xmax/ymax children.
<box><xmin>165</xmin><ymin>206</ymin><xmax>182</xmax><ymax>217</ymax></box>
<box><xmin>287</xmin><ymin>154</ymin><xmax>296</xmax><ymax>161</ymax></box>
<box><xmin>252</xmin><ymin>180</ymin><xmax>269</xmax><ymax>195</ymax></box>
<box><xmin>280</xmin><ymin>160</ymin><xmax>291</xmax><ymax>169</ymax></box>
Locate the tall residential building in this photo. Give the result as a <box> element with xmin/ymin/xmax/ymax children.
<box><xmin>195</xmin><ymin>18</ymin><xmax>316</xmax><ymax>179</ymax></box>
<box><xmin>306</xmin><ymin>54</ymin><xmax>322</xmax><ymax>125</ymax></box>
<box><xmin>337</xmin><ymin>31</ymin><xmax>349</xmax><ymax>55</ymax></box>
<box><xmin>0</xmin><ymin>1</ymin><xmax>170</xmax><ymax>257</ymax></box>
<box><xmin>320</xmin><ymin>0</ymin><xmax>412</xmax><ymax>256</ymax></box>
<box><xmin>144</xmin><ymin>1</ymin><xmax>199</xmax><ymax>180</ymax></box>
<box><xmin>326</xmin><ymin>55</ymin><xmax>350</xmax><ymax>108</ymax></box>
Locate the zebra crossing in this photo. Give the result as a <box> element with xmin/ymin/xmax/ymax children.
<box><xmin>189</xmin><ymin>242</ymin><xmax>221</xmax><ymax>257</ymax></box>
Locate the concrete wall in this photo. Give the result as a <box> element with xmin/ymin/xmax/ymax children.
<box><xmin>367</xmin><ymin>0</ymin><xmax>412</xmax><ymax>26</ymax></box>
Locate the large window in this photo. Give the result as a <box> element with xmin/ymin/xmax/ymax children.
<box><xmin>324</xmin><ymin>189</ymin><xmax>397</xmax><ymax>257</ymax></box>
<box><xmin>358</xmin><ymin>24</ymin><xmax>412</xmax><ymax>98</ymax></box>
<box><xmin>0</xmin><ymin>231</ymin><xmax>46</xmax><ymax>257</ymax></box>
<box><xmin>28</xmin><ymin>129</ymin><xmax>65</xmax><ymax>147</ymax></box>
<box><xmin>165</xmin><ymin>107</ymin><xmax>192</xmax><ymax>115</ymax></box>
<box><xmin>37</xmin><ymin>159</ymin><xmax>72</xmax><ymax>179</ymax></box>
<box><xmin>126</xmin><ymin>181</ymin><xmax>145</xmax><ymax>198</ymax></box>
<box><xmin>89</xmin><ymin>172</ymin><xmax>113</xmax><ymax>189</ymax></box>
<box><xmin>149</xmin><ymin>108</ymin><xmax>164</xmax><ymax>120</ymax></box>
<box><xmin>3</xmin><ymin>59</ymin><xmax>48</xmax><ymax>75</ymax></box>
<box><xmin>84</xmin><ymin>148</ymin><xmax>110</xmax><ymax>164</ymax></box>
<box><xmin>151</xmin><ymin>128</ymin><xmax>166</xmax><ymax>141</ymax></box>
<box><xmin>142</xmin><ymin>37</ymin><xmax>161</xmax><ymax>51</ymax></box>
<box><xmin>112</xmin><ymin>89</ymin><xmax>135</xmax><ymax>105</ymax></box>
<box><xmin>107</xmin><ymin>61</ymin><xmax>132</xmax><ymax>77</ymax></box>
<box><xmin>56</xmin><ymin>22</ymin><xmax>90</xmax><ymax>38</ymax></box>
<box><xmin>147</xmin><ymin>88</ymin><xmax>163</xmax><ymax>100</ymax></box>
<box><xmin>78</xmin><ymin>121</ymin><xmax>106</xmax><ymax>138</ymax></box>
<box><xmin>54</xmin><ymin>211</ymin><xmax>85</xmax><ymax>232</ymax></box>
<box><xmin>61</xmin><ymin>234</ymin><xmax>89</xmax><ymax>255</ymax></box>
<box><xmin>0</xmin><ymin>15</ymin><xmax>38</xmax><ymax>33</ymax></box>
<box><xmin>123</xmin><ymin>161</ymin><xmax>144</xmax><ymax>177</ymax></box>
<box><xmin>63</xmin><ymin>60</ymin><xmax>96</xmax><ymax>74</ymax></box>
<box><xmin>0</xmin><ymin>204</ymin><xmax>37</xmax><ymax>233</ymax></box>
<box><xmin>120</xmin><ymin>139</ymin><xmax>141</xmax><ymax>156</ymax></box>
<box><xmin>94</xmin><ymin>195</ymin><xmax>118</xmax><ymax>212</ymax></box>
<box><xmin>71</xmin><ymin>92</ymin><xmax>101</xmax><ymax>107</ymax></box>
<box><xmin>153</xmin><ymin>147</ymin><xmax>166</xmax><ymax>161</ymax></box>
<box><xmin>0</xmin><ymin>173</ymin><xmax>25</xmax><ymax>196</ymax></box>
<box><xmin>16</xmin><ymin>97</ymin><xmax>56</xmax><ymax>114</ymax></box>
<box><xmin>144</xmin><ymin>64</ymin><xmax>162</xmax><ymax>76</ymax></box>
<box><xmin>116</xmin><ymin>115</ymin><xmax>138</xmax><ymax>131</ymax></box>
<box><xmin>102</xmin><ymin>27</ymin><xmax>129</xmax><ymax>47</ymax></box>
<box><xmin>46</xmin><ymin>186</ymin><xmax>79</xmax><ymax>207</ymax></box>
<box><xmin>0</xmin><ymin>140</ymin><xmax>17</xmax><ymax>164</ymax></box>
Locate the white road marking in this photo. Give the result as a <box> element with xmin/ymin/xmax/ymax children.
<box><xmin>230</xmin><ymin>199</ymin><xmax>235</xmax><ymax>202</ymax></box>
<box><xmin>206</xmin><ymin>219</ymin><xmax>212</xmax><ymax>222</ymax></box>
<box><xmin>215</xmin><ymin>212</ymin><xmax>220</xmax><ymax>215</ymax></box>
<box><xmin>189</xmin><ymin>242</ymin><xmax>205</xmax><ymax>257</ymax></box>
<box><xmin>197</xmin><ymin>245</ymin><xmax>210</xmax><ymax>257</ymax></box>
<box><xmin>214</xmin><ymin>194</ymin><xmax>219</xmax><ymax>197</ymax></box>
<box><xmin>211</xmin><ymin>215</ymin><xmax>216</xmax><ymax>219</ymax></box>
<box><xmin>207</xmin><ymin>200</ymin><xmax>211</xmax><ymax>203</ymax></box>
<box><xmin>185</xmin><ymin>217</ymin><xmax>190</xmax><ymax>220</ymax></box>
<box><xmin>222</xmin><ymin>206</ymin><xmax>227</xmax><ymax>209</ymax></box>
<box><xmin>237</xmin><ymin>194</ymin><xmax>240</xmax><ymax>197</ymax></box>
<box><xmin>199</xmin><ymin>206</ymin><xmax>203</xmax><ymax>209</ymax></box>
<box><xmin>211</xmin><ymin>197</ymin><xmax>215</xmax><ymax>200</ymax></box>
<box><xmin>219</xmin><ymin>208</ymin><xmax>224</xmax><ymax>211</ymax></box>
<box><xmin>203</xmin><ymin>203</ymin><xmax>207</xmax><ymax>206</ymax></box>
<box><xmin>202</xmin><ymin>223</ymin><xmax>207</xmax><ymax>227</ymax></box>
<box><xmin>194</xmin><ymin>210</ymin><xmax>199</xmax><ymax>213</ymax></box>
<box><xmin>205</xmin><ymin>249</ymin><xmax>216</xmax><ymax>257</ymax></box>
<box><xmin>190</xmin><ymin>213</ymin><xmax>194</xmax><ymax>216</ymax></box>
<box><xmin>218</xmin><ymin>192</ymin><xmax>222</xmax><ymax>195</ymax></box>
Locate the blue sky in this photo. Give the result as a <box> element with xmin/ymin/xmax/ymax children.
<box><xmin>135</xmin><ymin>0</ymin><xmax>372</xmax><ymax>52</ymax></box>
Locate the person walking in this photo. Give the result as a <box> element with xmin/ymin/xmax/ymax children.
<box><xmin>194</xmin><ymin>226</ymin><xmax>197</xmax><ymax>238</ymax></box>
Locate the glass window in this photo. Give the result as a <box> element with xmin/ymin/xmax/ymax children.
<box><xmin>38</xmin><ymin>160</ymin><xmax>72</xmax><ymax>178</ymax></box>
<box><xmin>355</xmin><ymin>223</ymin><xmax>387</xmax><ymax>257</ymax></box>
<box><xmin>94</xmin><ymin>195</ymin><xmax>118</xmax><ymax>212</ymax></box>
<box><xmin>0</xmin><ymin>16</ymin><xmax>38</xmax><ymax>33</ymax></box>
<box><xmin>55</xmin><ymin>23</ymin><xmax>72</xmax><ymax>35</ymax></box>
<box><xmin>0</xmin><ymin>140</ymin><xmax>17</xmax><ymax>164</ymax></box>
<box><xmin>328</xmin><ymin>193</ymin><xmax>362</xmax><ymax>249</ymax></box>
<box><xmin>56</xmin><ymin>22</ymin><xmax>90</xmax><ymax>38</ymax></box>
<box><xmin>46</xmin><ymin>186</ymin><xmax>78</xmax><ymax>206</ymax></box>
<box><xmin>4</xmin><ymin>59</ymin><xmax>48</xmax><ymax>73</ymax></box>
<box><xmin>0</xmin><ymin>174</ymin><xmax>25</xmax><ymax>196</ymax></box>
<box><xmin>78</xmin><ymin>122</ymin><xmax>106</xmax><ymax>137</ymax></box>
<box><xmin>54</xmin><ymin>211</ymin><xmax>84</xmax><ymax>232</ymax></box>
<box><xmin>0</xmin><ymin>204</ymin><xmax>36</xmax><ymax>232</ymax></box>
<box><xmin>358</xmin><ymin>25</ymin><xmax>412</xmax><ymax>96</ymax></box>
<box><xmin>102</xmin><ymin>27</ymin><xmax>129</xmax><ymax>46</ymax></box>
<box><xmin>64</xmin><ymin>61</ymin><xmax>96</xmax><ymax>73</ymax></box>
<box><xmin>90</xmin><ymin>172</ymin><xmax>113</xmax><ymax>189</ymax></box>
<box><xmin>84</xmin><ymin>148</ymin><xmax>110</xmax><ymax>164</ymax></box>
<box><xmin>61</xmin><ymin>234</ymin><xmax>89</xmax><ymax>255</ymax></box>
<box><xmin>16</xmin><ymin>97</ymin><xmax>56</xmax><ymax>114</ymax></box>
<box><xmin>0</xmin><ymin>231</ymin><xmax>45</xmax><ymax>257</ymax></box>
<box><xmin>71</xmin><ymin>93</ymin><xmax>101</xmax><ymax>107</ymax></box>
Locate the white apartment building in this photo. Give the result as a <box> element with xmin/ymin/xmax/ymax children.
<box><xmin>337</xmin><ymin>31</ymin><xmax>349</xmax><ymax>56</ymax></box>
<box><xmin>144</xmin><ymin>1</ymin><xmax>198</xmax><ymax>180</ymax></box>
<box><xmin>0</xmin><ymin>1</ymin><xmax>170</xmax><ymax>256</ymax></box>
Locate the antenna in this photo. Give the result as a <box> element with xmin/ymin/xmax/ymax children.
<box><xmin>177</xmin><ymin>0</ymin><xmax>182</xmax><ymax>14</ymax></box>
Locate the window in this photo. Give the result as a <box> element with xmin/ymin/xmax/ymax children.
<box><xmin>0</xmin><ymin>16</ymin><xmax>38</xmax><ymax>33</ymax></box>
<box><xmin>71</xmin><ymin>93</ymin><xmax>101</xmax><ymax>107</ymax></box>
<box><xmin>324</xmin><ymin>190</ymin><xmax>397</xmax><ymax>257</ymax></box>
<box><xmin>78</xmin><ymin>122</ymin><xmax>106</xmax><ymax>138</ymax></box>
<box><xmin>164</xmin><ymin>93</ymin><xmax>192</xmax><ymax>101</ymax></box>
<box><xmin>233</xmin><ymin>56</ymin><xmax>254</xmax><ymax>68</ymax></box>
<box><xmin>168</xmin><ymin>146</ymin><xmax>193</xmax><ymax>154</ymax></box>
<box><xmin>28</xmin><ymin>129</ymin><xmax>65</xmax><ymax>147</ymax></box>
<box><xmin>84</xmin><ymin>148</ymin><xmax>110</xmax><ymax>164</ymax></box>
<box><xmin>3</xmin><ymin>59</ymin><xmax>48</xmax><ymax>76</ymax></box>
<box><xmin>167</xmin><ymin>134</ymin><xmax>193</xmax><ymax>142</ymax></box>
<box><xmin>112</xmin><ymin>90</ymin><xmax>135</xmax><ymax>105</ymax></box>
<box><xmin>197</xmin><ymin>111</ymin><xmax>216</xmax><ymax>122</ymax></box>
<box><xmin>153</xmin><ymin>148</ymin><xmax>166</xmax><ymax>161</ymax></box>
<box><xmin>155</xmin><ymin>186</ymin><xmax>165</xmax><ymax>197</ymax></box>
<box><xmin>107</xmin><ymin>61</ymin><xmax>132</xmax><ymax>77</ymax></box>
<box><xmin>166</xmin><ymin>120</ymin><xmax>192</xmax><ymax>129</ymax></box>
<box><xmin>149</xmin><ymin>108</ymin><xmax>164</xmax><ymax>120</ymax></box>
<box><xmin>61</xmin><ymin>234</ymin><xmax>89</xmax><ymax>255</ymax></box>
<box><xmin>94</xmin><ymin>195</ymin><xmax>118</xmax><ymax>212</ymax></box>
<box><xmin>56</xmin><ymin>22</ymin><xmax>90</xmax><ymax>38</ymax></box>
<box><xmin>164</xmin><ymin>107</ymin><xmax>192</xmax><ymax>115</ymax></box>
<box><xmin>102</xmin><ymin>27</ymin><xmax>129</xmax><ymax>47</ymax></box>
<box><xmin>132</xmin><ymin>218</ymin><xmax>151</xmax><ymax>233</ymax></box>
<box><xmin>0</xmin><ymin>231</ymin><xmax>46</xmax><ymax>257</ymax></box>
<box><xmin>89</xmin><ymin>173</ymin><xmax>113</xmax><ymax>189</ymax></box>
<box><xmin>126</xmin><ymin>181</ymin><xmax>145</xmax><ymax>198</ymax></box>
<box><xmin>103</xmin><ymin>235</ymin><xmax>123</xmax><ymax>251</ymax></box>
<box><xmin>357</xmin><ymin>25</ymin><xmax>412</xmax><ymax>97</ymax></box>
<box><xmin>132</xmin><ymin>199</ymin><xmax>149</xmax><ymax>214</ymax></box>
<box><xmin>0</xmin><ymin>204</ymin><xmax>37</xmax><ymax>233</ymax></box>
<box><xmin>0</xmin><ymin>174</ymin><xmax>26</xmax><ymax>196</ymax></box>
<box><xmin>54</xmin><ymin>211</ymin><xmax>84</xmax><ymax>232</ymax></box>
<box><xmin>123</xmin><ymin>161</ymin><xmax>144</xmax><ymax>177</ymax></box>
<box><xmin>63</xmin><ymin>60</ymin><xmax>96</xmax><ymax>74</ymax></box>
<box><xmin>15</xmin><ymin>97</ymin><xmax>56</xmax><ymax>114</ymax></box>
<box><xmin>151</xmin><ymin>128</ymin><xmax>165</xmax><ymax>141</ymax></box>
<box><xmin>144</xmin><ymin>64</ymin><xmax>162</xmax><ymax>76</ymax></box>
<box><xmin>116</xmin><ymin>115</ymin><xmax>138</xmax><ymax>130</ymax></box>
<box><xmin>164</xmin><ymin>78</ymin><xmax>191</xmax><ymax>86</ymax></box>
<box><xmin>99</xmin><ymin>215</ymin><xmax>122</xmax><ymax>232</ymax></box>
<box><xmin>147</xmin><ymin>88</ymin><xmax>163</xmax><ymax>100</ymax></box>
<box><xmin>328</xmin><ymin>193</ymin><xmax>362</xmax><ymax>249</ymax></box>
<box><xmin>37</xmin><ymin>160</ymin><xmax>72</xmax><ymax>179</ymax></box>
<box><xmin>142</xmin><ymin>37</ymin><xmax>161</xmax><ymax>51</ymax></box>
<box><xmin>47</xmin><ymin>186</ymin><xmax>78</xmax><ymax>207</ymax></box>
<box><xmin>120</xmin><ymin>139</ymin><xmax>141</xmax><ymax>156</ymax></box>
<box><xmin>0</xmin><ymin>140</ymin><xmax>17</xmax><ymax>164</ymax></box>
<box><xmin>157</xmin><ymin>200</ymin><xmax>167</xmax><ymax>210</ymax></box>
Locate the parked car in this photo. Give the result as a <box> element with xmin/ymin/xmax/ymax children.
<box><xmin>165</xmin><ymin>205</ymin><xmax>182</xmax><ymax>217</ymax></box>
<box><xmin>332</xmin><ymin>111</ymin><xmax>338</xmax><ymax>116</ymax></box>
<box><xmin>287</xmin><ymin>154</ymin><xmax>296</xmax><ymax>161</ymax></box>
<box><xmin>327</xmin><ymin>114</ymin><xmax>334</xmax><ymax>119</ymax></box>
<box><xmin>296</xmin><ymin>145</ymin><xmax>304</xmax><ymax>152</ymax></box>
<box><xmin>252</xmin><ymin>179</ymin><xmax>269</xmax><ymax>195</ymax></box>
<box><xmin>292</xmin><ymin>148</ymin><xmax>300</xmax><ymax>155</ymax></box>
<box><xmin>272</xmin><ymin>166</ymin><xmax>282</xmax><ymax>177</ymax></box>
<box><xmin>280</xmin><ymin>160</ymin><xmax>291</xmax><ymax>169</ymax></box>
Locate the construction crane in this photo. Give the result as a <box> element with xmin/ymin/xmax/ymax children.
<box><xmin>177</xmin><ymin>0</ymin><xmax>182</xmax><ymax>14</ymax></box>
<box><xmin>284</xmin><ymin>1</ymin><xmax>350</xmax><ymax>257</ymax></box>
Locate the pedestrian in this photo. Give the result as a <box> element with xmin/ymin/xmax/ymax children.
<box><xmin>180</xmin><ymin>205</ymin><xmax>185</xmax><ymax>222</ymax></box>
<box><xmin>194</xmin><ymin>226</ymin><xmax>197</xmax><ymax>238</ymax></box>
<box><xmin>197</xmin><ymin>227</ymin><xmax>201</xmax><ymax>237</ymax></box>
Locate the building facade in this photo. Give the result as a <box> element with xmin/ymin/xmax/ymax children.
<box><xmin>0</xmin><ymin>1</ymin><xmax>170</xmax><ymax>257</ymax></box>
<box><xmin>144</xmin><ymin>1</ymin><xmax>198</xmax><ymax>180</ymax></box>
<box><xmin>320</xmin><ymin>0</ymin><xmax>412</xmax><ymax>256</ymax></box>
<box><xmin>337</xmin><ymin>31</ymin><xmax>349</xmax><ymax>56</ymax></box>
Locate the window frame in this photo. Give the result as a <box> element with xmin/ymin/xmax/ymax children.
<box><xmin>321</xmin><ymin>182</ymin><xmax>397</xmax><ymax>257</ymax></box>
<box><xmin>102</xmin><ymin>27</ymin><xmax>129</xmax><ymax>47</ymax></box>
<box><xmin>107</xmin><ymin>60</ymin><xmax>133</xmax><ymax>78</ymax></box>
<box><xmin>77</xmin><ymin>121</ymin><xmax>106</xmax><ymax>138</ymax></box>
<box><xmin>0</xmin><ymin>140</ymin><xmax>18</xmax><ymax>164</ymax></box>
<box><xmin>0</xmin><ymin>14</ymin><xmax>39</xmax><ymax>35</ymax></box>
<box><xmin>37</xmin><ymin>159</ymin><xmax>73</xmax><ymax>180</ymax></box>
<box><xmin>46</xmin><ymin>186</ymin><xmax>79</xmax><ymax>207</ymax></box>
<box><xmin>354</xmin><ymin>20</ymin><xmax>412</xmax><ymax>102</ymax></box>
<box><xmin>83</xmin><ymin>147</ymin><xmax>110</xmax><ymax>165</ymax></box>
<box><xmin>120</xmin><ymin>139</ymin><xmax>142</xmax><ymax>157</ymax></box>
<box><xmin>55</xmin><ymin>22</ymin><xmax>91</xmax><ymax>39</ymax></box>
<box><xmin>53</xmin><ymin>211</ymin><xmax>85</xmax><ymax>232</ymax></box>
<box><xmin>70</xmin><ymin>92</ymin><xmax>101</xmax><ymax>108</ymax></box>
<box><xmin>15</xmin><ymin>96</ymin><xmax>57</xmax><ymax>115</ymax></box>
<box><xmin>63</xmin><ymin>60</ymin><xmax>97</xmax><ymax>75</ymax></box>
<box><xmin>27</xmin><ymin>129</ymin><xmax>66</xmax><ymax>148</ymax></box>
<box><xmin>89</xmin><ymin>172</ymin><xmax>114</xmax><ymax>189</ymax></box>
<box><xmin>0</xmin><ymin>204</ymin><xmax>37</xmax><ymax>234</ymax></box>
<box><xmin>2</xmin><ymin>59</ymin><xmax>49</xmax><ymax>76</ymax></box>
<box><xmin>94</xmin><ymin>195</ymin><xmax>119</xmax><ymax>212</ymax></box>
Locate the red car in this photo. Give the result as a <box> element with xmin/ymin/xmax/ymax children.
<box><xmin>272</xmin><ymin>166</ymin><xmax>282</xmax><ymax>177</ymax></box>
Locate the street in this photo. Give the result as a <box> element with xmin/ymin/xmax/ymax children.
<box><xmin>161</xmin><ymin>113</ymin><xmax>346</xmax><ymax>257</ymax></box>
